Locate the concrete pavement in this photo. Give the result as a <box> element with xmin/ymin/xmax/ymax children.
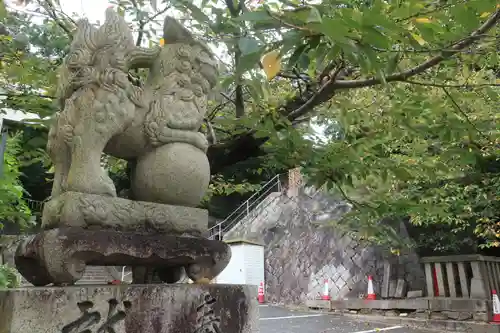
<box><xmin>258</xmin><ymin>305</ymin><xmax>433</xmax><ymax>333</ymax></box>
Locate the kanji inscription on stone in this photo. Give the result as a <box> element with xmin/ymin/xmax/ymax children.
<box><xmin>194</xmin><ymin>293</ymin><xmax>221</xmax><ymax>333</ymax></box>
<box><xmin>62</xmin><ymin>299</ymin><xmax>131</xmax><ymax>333</ymax></box>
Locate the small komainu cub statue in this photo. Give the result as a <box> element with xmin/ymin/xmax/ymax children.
<box><xmin>14</xmin><ymin>9</ymin><xmax>230</xmax><ymax>286</ymax></box>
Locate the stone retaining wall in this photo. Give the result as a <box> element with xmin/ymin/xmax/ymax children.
<box><xmin>224</xmin><ymin>188</ymin><xmax>426</xmax><ymax>304</ymax></box>
<box><xmin>307</xmin><ymin>297</ymin><xmax>492</xmax><ymax>323</ymax></box>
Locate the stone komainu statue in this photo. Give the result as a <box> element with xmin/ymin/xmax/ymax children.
<box><xmin>48</xmin><ymin>8</ymin><xmax>218</xmax><ymax>207</ymax></box>
<box><xmin>14</xmin><ymin>9</ymin><xmax>230</xmax><ymax>287</ymax></box>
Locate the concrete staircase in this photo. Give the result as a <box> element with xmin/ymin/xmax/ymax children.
<box><xmin>207</xmin><ymin>174</ymin><xmax>283</xmax><ymax>240</ymax></box>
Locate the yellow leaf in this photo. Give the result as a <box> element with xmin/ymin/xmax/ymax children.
<box><xmin>261</xmin><ymin>50</ymin><xmax>281</xmax><ymax>80</ymax></box>
<box><xmin>159</xmin><ymin>38</ymin><xmax>165</xmax><ymax>46</ymax></box>
<box><xmin>415</xmin><ymin>17</ymin><xmax>431</xmax><ymax>23</ymax></box>
<box><xmin>480</xmin><ymin>12</ymin><xmax>491</xmax><ymax>18</ymax></box>
<box><xmin>411</xmin><ymin>33</ymin><xmax>426</xmax><ymax>46</ymax></box>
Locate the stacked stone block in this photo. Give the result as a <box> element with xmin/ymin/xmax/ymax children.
<box><xmin>225</xmin><ymin>187</ymin><xmax>425</xmax><ymax>305</ymax></box>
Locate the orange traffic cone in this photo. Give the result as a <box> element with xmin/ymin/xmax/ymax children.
<box><xmin>366</xmin><ymin>276</ymin><xmax>376</xmax><ymax>300</ymax></box>
<box><xmin>258</xmin><ymin>282</ymin><xmax>265</xmax><ymax>304</ymax></box>
<box><xmin>322</xmin><ymin>279</ymin><xmax>331</xmax><ymax>300</ymax></box>
<box><xmin>491</xmin><ymin>290</ymin><xmax>500</xmax><ymax>323</ymax></box>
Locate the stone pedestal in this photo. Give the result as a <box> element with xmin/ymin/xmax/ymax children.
<box><xmin>0</xmin><ymin>284</ymin><xmax>258</xmax><ymax>333</ymax></box>
<box><xmin>15</xmin><ymin>228</ymin><xmax>231</xmax><ymax>286</ymax></box>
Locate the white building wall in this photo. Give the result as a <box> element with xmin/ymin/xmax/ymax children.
<box><xmin>215</xmin><ymin>244</ymin><xmax>245</xmax><ymax>284</ymax></box>
<box><xmin>0</xmin><ymin>108</ymin><xmax>41</xmax><ymax>130</ymax></box>
<box><xmin>242</xmin><ymin>244</ymin><xmax>264</xmax><ymax>287</ymax></box>
<box><xmin>215</xmin><ymin>242</ymin><xmax>265</xmax><ymax>286</ymax></box>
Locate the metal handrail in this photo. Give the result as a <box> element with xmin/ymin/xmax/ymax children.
<box><xmin>207</xmin><ymin>174</ymin><xmax>282</xmax><ymax>239</ymax></box>
<box><xmin>221</xmin><ymin>182</ymin><xmax>280</xmax><ymax>234</ymax></box>
<box><xmin>24</xmin><ymin>198</ymin><xmax>45</xmax><ymax>212</ymax></box>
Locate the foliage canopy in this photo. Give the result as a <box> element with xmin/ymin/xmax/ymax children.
<box><xmin>0</xmin><ymin>0</ymin><xmax>499</xmax><ymax>251</ymax></box>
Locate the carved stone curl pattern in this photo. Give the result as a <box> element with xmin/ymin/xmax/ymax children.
<box><xmin>14</xmin><ymin>227</ymin><xmax>231</xmax><ymax>286</ymax></box>
<box><xmin>47</xmin><ymin>8</ymin><xmax>218</xmax><ymax>202</ymax></box>
<box><xmin>41</xmin><ymin>191</ymin><xmax>208</xmax><ymax>234</ymax></box>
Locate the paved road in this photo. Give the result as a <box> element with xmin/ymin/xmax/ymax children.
<box><xmin>259</xmin><ymin>305</ymin><xmax>432</xmax><ymax>333</ymax></box>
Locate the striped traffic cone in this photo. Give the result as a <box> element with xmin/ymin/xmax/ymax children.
<box><xmin>258</xmin><ymin>282</ymin><xmax>265</xmax><ymax>304</ymax></box>
<box><xmin>491</xmin><ymin>290</ymin><xmax>500</xmax><ymax>323</ymax></box>
<box><xmin>322</xmin><ymin>279</ymin><xmax>331</xmax><ymax>300</ymax></box>
<box><xmin>366</xmin><ymin>276</ymin><xmax>376</xmax><ymax>300</ymax></box>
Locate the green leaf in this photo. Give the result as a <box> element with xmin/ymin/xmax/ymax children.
<box><xmin>319</xmin><ymin>18</ymin><xmax>350</xmax><ymax>44</ymax></box>
<box><xmin>307</xmin><ymin>7</ymin><xmax>322</xmax><ymax>23</ymax></box>
<box><xmin>238</xmin><ymin>37</ymin><xmax>261</xmax><ymax>56</ymax></box>
<box><xmin>171</xmin><ymin>0</ymin><xmax>214</xmax><ymax>29</ymax></box>
<box><xmin>238</xmin><ymin>10</ymin><xmax>273</xmax><ymax>22</ymax></box>
<box><xmin>287</xmin><ymin>44</ymin><xmax>308</xmax><ymax>69</ymax></box>
<box><xmin>385</xmin><ymin>52</ymin><xmax>401</xmax><ymax>75</ymax></box>
<box><xmin>0</xmin><ymin>0</ymin><xmax>7</xmax><ymax>20</ymax></box>
<box><xmin>392</xmin><ymin>167</ymin><xmax>412</xmax><ymax>181</ymax></box>
<box><xmin>235</xmin><ymin>49</ymin><xmax>264</xmax><ymax>76</ymax></box>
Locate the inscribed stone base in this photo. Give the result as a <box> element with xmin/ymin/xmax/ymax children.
<box><xmin>0</xmin><ymin>284</ymin><xmax>258</xmax><ymax>333</ymax></box>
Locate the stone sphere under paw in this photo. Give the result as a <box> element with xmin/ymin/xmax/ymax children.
<box><xmin>132</xmin><ymin>143</ymin><xmax>210</xmax><ymax>207</ymax></box>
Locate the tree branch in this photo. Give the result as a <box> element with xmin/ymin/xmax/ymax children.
<box><xmin>402</xmin><ymin>80</ymin><xmax>500</xmax><ymax>89</ymax></box>
<box><xmin>37</xmin><ymin>0</ymin><xmax>74</xmax><ymax>37</ymax></box>
<box><xmin>130</xmin><ymin>0</ymin><xmax>145</xmax><ymax>47</ymax></box>
<box><xmin>442</xmin><ymin>87</ymin><xmax>490</xmax><ymax>142</ymax></box>
<box><xmin>288</xmin><ymin>9</ymin><xmax>500</xmax><ymax>120</ymax></box>
<box><xmin>148</xmin><ymin>5</ymin><xmax>171</xmax><ymax>22</ymax></box>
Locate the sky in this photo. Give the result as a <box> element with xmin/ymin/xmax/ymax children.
<box><xmin>60</xmin><ymin>0</ymin><xmax>109</xmax><ymax>23</ymax></box>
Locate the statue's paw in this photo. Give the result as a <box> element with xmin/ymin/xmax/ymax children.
<box><xmin>193</xmin><ymin>277</ymin><xmax>212</xmax><ymax>284</ymax></box>
<box><xmin>185</xmin><ymin>263</ymin><xmax>215</xmax><ymax>284</ymax></box>
<box><xmin>192</xmin><ymin>132</ymin><xmax>209</xmax><ymax>152</ymax></box>
<box><xmin>66</xmin><ymin>168</ymin><xmax>117</xmax><ymax>197</ymax></box>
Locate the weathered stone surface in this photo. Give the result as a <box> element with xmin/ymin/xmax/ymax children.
<box><xmin>474</xmin><ymin>311</ymin><xmax>489</xmax><ymax>322</ymax></box>
<box><xmin>0</xmin><ymin>284</ymin><xmax>258</xmax><ymax>333</ymax></box>
<box><xmin>331</xmin><ymin>299</ymin><xmax>429</xmax><ymax>310</ymax></box>
<box><xmin>407</xmin><ymin>290</ymin><xmax>423</xmax><ymax>298</ymax></box>
<box><xmin>388</xmin><ymin>280</ymin><xmax>397</xmax><ymax>298</ymax></box>
<box><xmin>15</xmin><ymin>228</ymin><xmax>230</xmax><ymax>286</ymax></box>
<box><xmin>331</xmin><ymin>298</ymin><xmax>494</xmax><ymax>323</ymax></box>
<box><xmin>443</xmin><ymin>311</ymin><xmax>473</xmax><ymax>320</ymax></box>
<box><xmin>430</xmin><ymin>311</ymin><xmax>449</xmax><ymax>320</ymax></box>
<box><xmin>414</xmin><ymin>311</ymin><xmax>430</xmax><ymax>319</ymax></box>
<box><xmin>47</xmin><ymin>9</ymin><xmax>217</xmax><ymax>204</ymax></box>
<box><xmin>428</xmin><ymin>298</ymin><xmax>490</xmax><ymax>312</ymax></box>
<box><xmin>41</xmin><ymin>191</ymin><xmax>208</xmax><ymax>233</ymax></box>
<box><xmin>305</xmin><ymin>299</ymin><xmax>331</xmax><ymax>310</ymax></box>
<box><xmin>132</xmin><ymin>143</ymin><xmax>211</xmax><ymax>207</ymax></box>
<box><xmin>394</xmin><ymin>278</ymin><xmax>407</xmax><ymax>298</ymax></box>
<box><xmin>385</xmin><ymin>310</ymin><xmax>399</xmax><ymax>317</ymax></box>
